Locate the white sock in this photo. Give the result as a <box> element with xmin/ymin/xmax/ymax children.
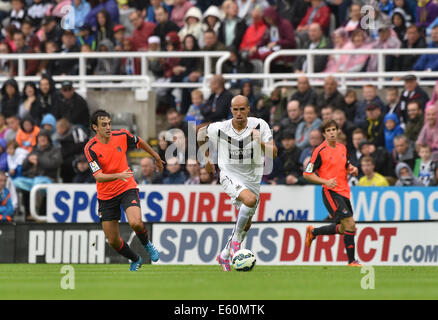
<box><xmin>220</xmin><ymin>246</ymin><xmax>230</xmax><ymax>260</ymax></box>
<box><xmin>232</xmin><ymin>204</ymin><xmax>252</xmax><ymax>243</ymax></box>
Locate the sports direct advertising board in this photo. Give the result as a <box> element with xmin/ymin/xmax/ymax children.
<box><xmin>152</xmin><ymin>222</ymin><xmax>438</xmax><ymax>266</ymax></box>
<box><xmin>45</xmin><ymin>184</ymin><xmax>438</xmax><ymax>222</ymax></box>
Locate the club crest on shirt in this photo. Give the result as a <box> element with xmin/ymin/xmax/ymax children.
<box><xmin>89</xmin><ymin>161</ymin><xmax>100</xmax><ymax>173</ymax></box>
<box><xmin>117</xmin><ymin>146</ymin><xmax>122</xmax><ymax>152</ymax></box>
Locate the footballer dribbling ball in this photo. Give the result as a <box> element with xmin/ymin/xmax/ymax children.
<box><xmin>232</xmin><ymin>249</ymin><xmax>256</xmax><ymax>271</ymax></box>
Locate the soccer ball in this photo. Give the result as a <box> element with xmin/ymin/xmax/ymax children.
<box><xmin>232</xmin><ymin>249</ymin><xmax>256</xmax><ymax>271</ymax></box>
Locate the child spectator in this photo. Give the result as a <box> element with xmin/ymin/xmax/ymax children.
<box><xmin>184</xmin><ymin>89</ymin><xmax>204</xmax><ymax>125</ymax></box>
<box><xmin>384</xmin><ymin>113</ymin><xmax>404</xmax><ymax>153</ymax></box>
<box><xmin>0</xmin><ymin>171</ymin><xmax>14</xmax><ymax>223</ymax></box>
<box><xmin>6</xmin><ymin>140</ymin><xmax>27</xmax><ymax>178</ymax></box>
<box><xmin>113</xmin><ymin>24</ymin><xmax>125</xmax><ymax>50</ymax></box>
<box><xmin>15</xmin><ymin>117</ymin><xmax>40</xmax><ymax>153</ymax></box>
<box><xmin>359</xmin><ymin>156</ymin><xmax>390</xmax><ymax>186</ymax></box>
<box><xmin>414</xmin><ymin>144</ymin><xmax>438</xmax><ymax>186</ymax></box>
<box><xmin>77</xmin><ymin>24</ymin><xmax>96</xmax><ymax>51</ymax></box>
<box><xmin>72</xmin><ymin>154</ymin><xmax>95</xmax><ymax>183</ymax></box>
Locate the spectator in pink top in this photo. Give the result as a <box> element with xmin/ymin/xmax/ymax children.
<box><xmin>416</xmin><ymin>103</ymin><xmax>438</xmax><ymax>161</ymax></box>
<box><xmin>170</xmin><ymin>0</ymin><xmax>194</xmax><ymax>28</ymax></box>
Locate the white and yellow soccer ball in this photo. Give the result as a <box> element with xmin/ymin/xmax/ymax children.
<box><xmin>232</xmin><ymin>249</ymin><xmax>256</xmax><ymax>271</ymax></box>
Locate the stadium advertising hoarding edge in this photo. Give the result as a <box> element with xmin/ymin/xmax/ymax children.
<box><xmin>45</xmin><ymin>184</ymin><xmax>438</xmax><ymax>222</ymax></box>
<box><xmin>152</xmin><ymin>222</ymin><xmax>438</xmax><ymax>266</ymax></box>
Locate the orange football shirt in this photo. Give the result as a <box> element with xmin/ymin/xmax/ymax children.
<box><xmin>303</xmin><ymin>140</ymin><xmax>351</xmax><ymax>198</ymax></box>
<box><xmin>84</xmin><ymin>129</ymin><xmax>141</xmax><ymax>200</ymax></box>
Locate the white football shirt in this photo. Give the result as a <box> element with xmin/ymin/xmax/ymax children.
<box><xmin>207</xmin><ymin>117</ymin><xmax>272</xmax><ymax>185</ymax></box>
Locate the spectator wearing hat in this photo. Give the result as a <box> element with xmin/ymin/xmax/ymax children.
<box><xmin>200</xmin><ymin>5</ymin><xmax>223</xmax><ymax>48</ymax></box>
<box><xmin>367</xmin><ymin>18</ymin><xmax>401</xmax><ymax>72</ymax></box>
<box><xmin>154</xmin><ymin>6</ymin><xmax>180</xmax><ymax>50</ymax></box>
<box><xmin>147</xmin><ymin>36</ymin><xmax>163</xmax><ymax>77</ymax></box>
<box><xmin>113</xmin><ymin>24</ymin><xmax>125</xmax><ymax>50</ymax></box>
<box><xmin>77</xmin><ymin>23</ymin><xmax>97</xmax><ymax>51</ymax></box>
<box><xmin>72</xmin><ymin>0</ymin><xmax>91</xmax><ymax>30</ymax></box>
<box><xmin>72</xmin><ymin>154</ymin><xmax>95</xmax><ymax>183</ymax></box>
<box><xmin>41</xmin><ymin>16</ymin><xmax>64</xmax><ymax>48</ymax></box>
<box><xmin>360</xmin><ymin>104</ymin><xmax>385</xmax><ymax>148</ymax></box>
<box><xmin>267</xmin><ymin>130</ymin><xmax>302</xmax><ymax>185</ymax></box>
<box><xmin>178</xmin><ymin>6</ymin><xmax>203</xmax><ymax>43</ymax></box>
<box><xmin>161</xmin><ymin>31</ymin><xmax>181</xmax><ymax>79</ymax></box>
<box><xmin>12</xmin><ymin>31</ymin><xmax>39</xmax><ymax>76</ymax></box>
<box><xmin>397</xmin><ymin>74</ymin><xmax>430</xmax><ymax>123</ymax></box>
<box><xmin>52</xmin><ymin>81</ymin><xmax>90</xmax><ymax>131</ymax></box>
<box><xmin>130</xmin><ymin>10</ymin><xmax>156</xmax><ymax>50</ymax></box>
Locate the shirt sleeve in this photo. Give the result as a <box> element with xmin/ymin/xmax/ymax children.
<box><xmin>206</xmin><ymin>122</ymin><xmax>219</xmax><ymax>144</ymax></box>
<box><xmin>84</xmin><ymin>144</ymin><xmax>102</xmax><ymax>176</ymax></box>
<box><xmin>303</xmin><ymin>148</ymin><xmax>322</xmax><ymax>175</ymax></box>
<box><xmin>122</xmin><ymin>129</ymin><xmax>142</xmax><ymax>149</ymax></box>
<box><xmin>259</xmin><ymin>119</ymin><xmax>273</xmax><ymax>143</ymax></box>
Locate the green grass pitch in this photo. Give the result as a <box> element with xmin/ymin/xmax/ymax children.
<box><xmin>1</xmin><ymin>265</ymin><xmax>437</xmax><ymax>300</ymax></box>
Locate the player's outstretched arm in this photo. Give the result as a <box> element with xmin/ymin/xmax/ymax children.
<box><xmin>94</xmin><ymin>169</ymin><xmax>133</xmax><ymax>183</ymax></box>
<box><xmin>303</xmin><ymin>173</ymin><xmax>337</xmax><ymax>189</ymax></box>
<box><xmin>138</xmin><ymin>139</ymin><xmax>165</xmax><ymax>173</ymax></box>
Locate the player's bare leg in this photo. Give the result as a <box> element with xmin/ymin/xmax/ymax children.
<box><xmin>102</xmin><ymin>220</ymin><xmax>142</xmax><ymax>271</ymax></box>
<box><xmin>217</xmin><ymin>190</ymin><xmax>257</xmax><ymax>271</ymax></box>
<box><xmin>230</xmin><ymin>189</ymin><xmax>257</xmax><ymax>257</ymax></box>
<box><xmin>126</xmin><ymin>206</ymin><xmax>159</xmax><ymax>262</ymax></box>
<box><xmin>340</xmin><ymin>216</ymin><xmax>362</xmax><ymax>266</ymax></box>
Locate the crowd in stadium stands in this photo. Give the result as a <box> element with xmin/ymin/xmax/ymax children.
<box><xmin>3</xmin><ymin>0</ymin><xmax>438</xmax><ymax>220</ymax></box>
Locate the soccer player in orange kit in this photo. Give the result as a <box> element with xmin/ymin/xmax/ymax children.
<box><xmin>84</xmin><ymin>110</ymin><xmax>164</xmax><ymax>271</ymax></box>
<box><xmin>303</xmin><ymin>119</ymin><xmax>362</xmax><ymax>266</ymax></box>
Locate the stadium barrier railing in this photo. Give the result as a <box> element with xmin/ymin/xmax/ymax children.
<box><xmin>3</xmin><ymin>49</ymin><xmax>438</xmax><ymax>97</ymax></box>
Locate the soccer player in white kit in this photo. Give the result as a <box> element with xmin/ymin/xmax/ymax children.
<box><xmin>198</xmin><ymin>95</ymin><xmax>278</xmax><ymax>271</ymax></box>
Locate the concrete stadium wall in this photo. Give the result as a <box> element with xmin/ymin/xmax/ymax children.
<box><xmin>85</xmin><ymin>90</ymin><xmax>157</xmax><ymax>140</ymax></box>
